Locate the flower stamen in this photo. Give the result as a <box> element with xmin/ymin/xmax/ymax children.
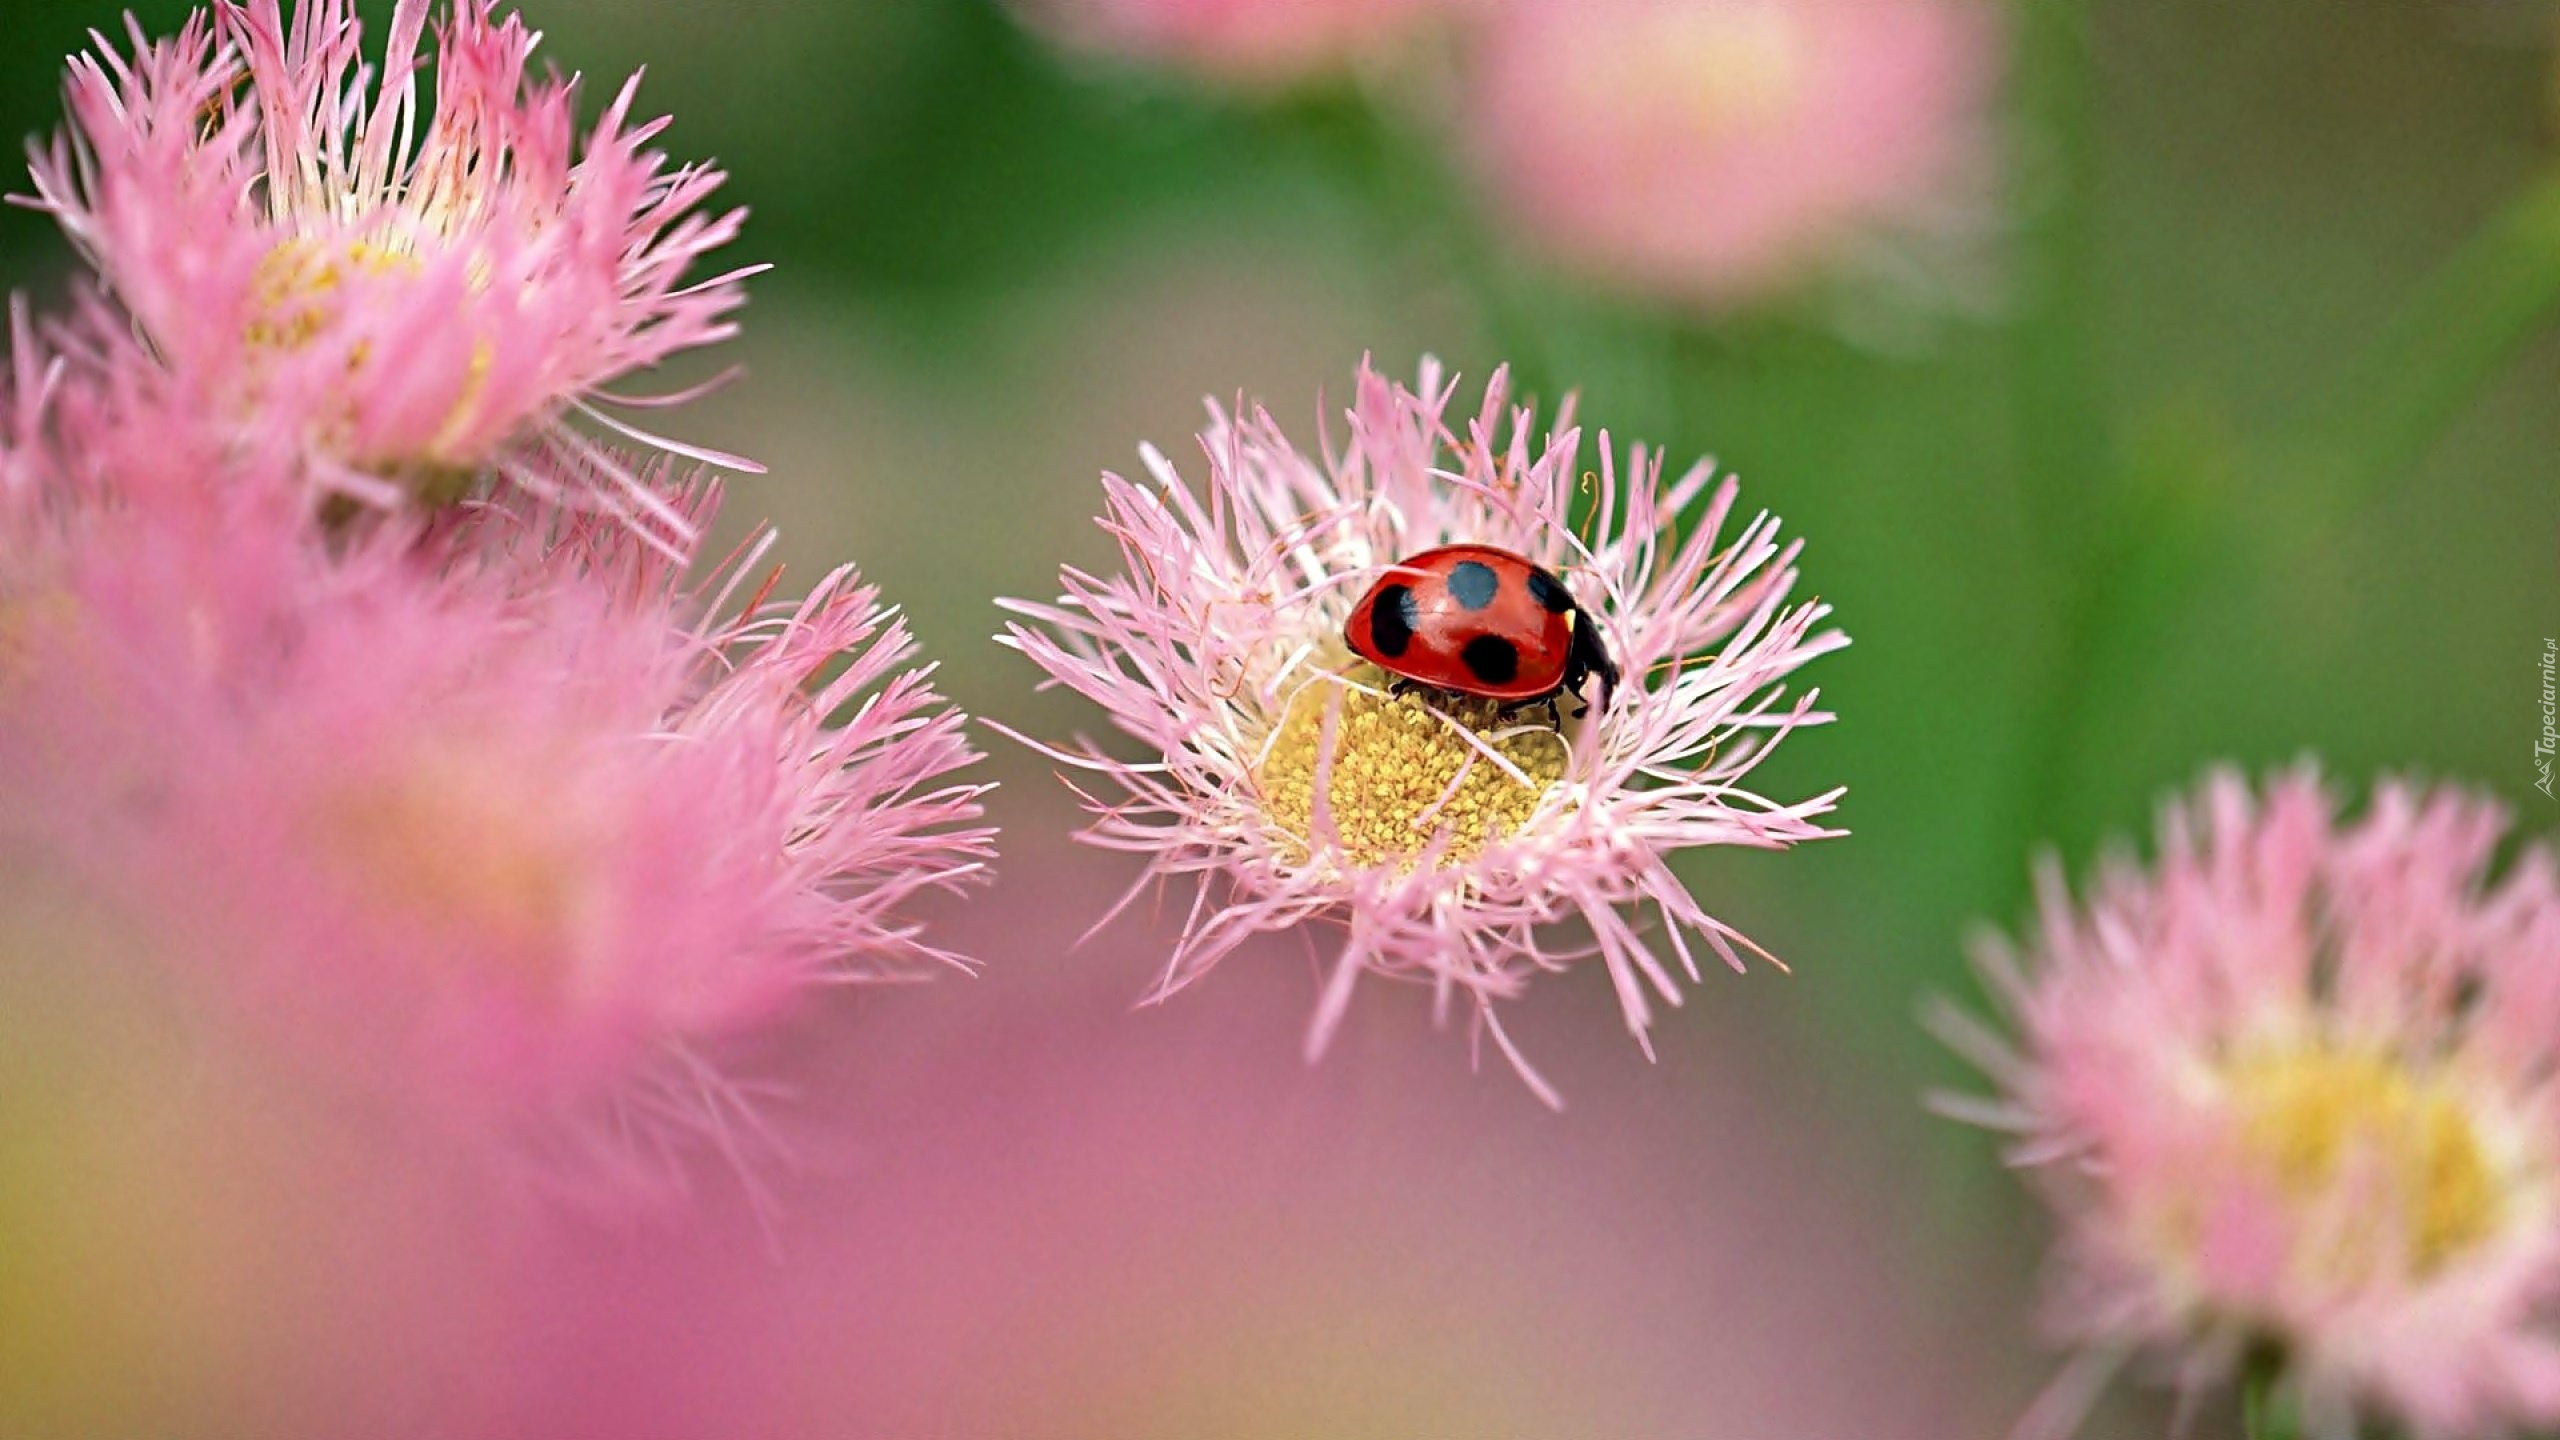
<box><xmin>2223</xmin><ymin>1044</ymin><xmax>2505</xmax><ymax>1284</ymax></box>
<box><xmin>308</xmin><ymin>748</ymin><xmax>602</xmax><ymax>990</ymax></box>
<box><xmin>0</xmin><ymin>591</ymin><xmax>78</xmax><ymax>693</ymax></box>
<box><xmin>1258</xmin><ymin>666</ymin><xmax>1569</xmax><ymax>870</ymax></box>
<box><xmin>246</xmin><ymin>236</ymin><xmax>422</xmax><ymax>355</ymax></box>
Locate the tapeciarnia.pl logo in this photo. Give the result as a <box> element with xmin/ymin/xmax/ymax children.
<box><xmin>2538</xmin><ymin>637</ymin><xmax>2556</xmax><ymax>799</ymax></box>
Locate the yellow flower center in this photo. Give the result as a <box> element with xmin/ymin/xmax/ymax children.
<box><xmin>309</xmin><ymin>748</ymin><xmax>601</xmax><ymax>989</ymax></box>
<box><xmin>1255</xmin><ymin>665</ymin><xmax>1570</xmax><ymax>870</ymax></box>
<box><xmin>0</xmin><ymin>591</ymin><xmax>78</xmax><ymax>695</ymax></box>
<box><xmin>244</xmin><ymin>235</ymin><xmax>497</xmax><ymax>481</ymax></box>
<box><xmin>2221</xmin><ymin>1044</ymin><xmax>2505</xmax><ymax>1284</ymax></box>
<box><xmin>1599</xmin><ymin>4</ymin><xmax>1808</xmax><ymax>140</ymax></box>
<box><xmin>246</xmin><ymin>236</ymin><xmax>419</xmax><ymax>354</ymax></box>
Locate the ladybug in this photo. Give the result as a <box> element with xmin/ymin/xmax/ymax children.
<box><xmin>1344</xmin><ymin>543</ymin><xmax>1620</xmax><ymax>718</ymax></box>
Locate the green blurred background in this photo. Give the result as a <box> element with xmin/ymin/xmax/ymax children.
<box><xmin>3</xmin><ymin>0</ymin><xmax>2557</xmax><ymax>1434</ymax></box>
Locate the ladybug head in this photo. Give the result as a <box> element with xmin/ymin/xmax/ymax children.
<box><xmin>1564</xmin><ymin>605</ymin><xmax>1619</xmax><ymax>716</ymax></box>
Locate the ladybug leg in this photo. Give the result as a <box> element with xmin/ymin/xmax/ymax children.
<box><xmin>1388</xmin><ymin>676</ymin><xmax>1422</xmax><ymax>704</ymax></box>
<box><xmin>1542</xmin><ymin>696</ymin><xmax>1565</xmax><ymax>730</ymax></box>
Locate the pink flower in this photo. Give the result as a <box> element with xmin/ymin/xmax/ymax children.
<box><xmin>23</xmin><ymin>0</ymin><xmax>758</xmax><ymax>544</ymax></box>
<box><xmin>1460</xmin><ymin>0</ymin><xmax>2002</xmax><ymax>316</ymax></box>
<box><xmin>1017</xmin><ymin>0</ymin><xmax>1460</xmax><ymax>89</ymax></box>
<box><xmin>999</xmin><ymin>358</ymin><xmax>1844</xmax><ymax>1102</ymax></box>
<box><xmin>3</xmin><ymin>340</ymin><xmax>993</xmax><ymax>1193</ymax></box>
<box><xmin>1937</xmin><ymin>769</ymin><xmax>2560</xmax><ymax>1439</ymax></box>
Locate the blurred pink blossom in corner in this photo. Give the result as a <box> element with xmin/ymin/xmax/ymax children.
<box><xmin>1461</xmin><ymin>0</ymin><xmax>2003</xmax><ymax>316</ymax></box>
<box><xmin>2</xmin><ymin>0</ymin><xmax>996</xmax><ymax>1210</ymax></box>
<box><xmin>1940</xmin><ymin>768</ymin><xmax>2560</xmax><ymax>1439</ymax></box>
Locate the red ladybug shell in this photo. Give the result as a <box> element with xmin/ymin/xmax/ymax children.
<box><xmin>1344</xmin><ymin>543</ymin><xmax>1590</xmax><ymax>704</ymax></box>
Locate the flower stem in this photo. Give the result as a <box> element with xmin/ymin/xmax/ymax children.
<box><xmin>1987</xmin><ymin>0</ymin><xmax>2114</xmax><ymax>919</ymax></box>
<box><xmin>2275</xmin><ymin>168</ymin><xmax>2560</xmax><ymax>513</ymax></box>
<box><xmin>2007</xmin><ymin>0</ymin><xmax>2110</xmax><ymax>564</ymax></box>
<box><xmin>2240</xmin><ymin>1357</ymin><xmax>2298</xmax><ymax>1440</ymax></box>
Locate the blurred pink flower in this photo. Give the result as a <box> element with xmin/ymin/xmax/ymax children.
<box><xmin>1461</xmin><ymin>0</ymin><xmax>2002</xmax><ymax>315</ymax></box>
<box><xmin>1019</xmin><ymin>0</ymin><xmax>1459</xmax><ymax>89</ymax></box>
<box><xmin>999</xmin><ymin>358</ymin><xmax>1844</xmax><ymax>1102</ymax></box>
<box><xmin>1939</xmin><ymin>769</ymin><xmax>2560</xmax><ymax>1440</ymax></box>
<box><xmin>144</xmin><ymin>499</ymin><xmax>986</xmax><ymax>1196</ymax></box>
<box><xmin>23</xmin><ymin>0</ymin><xmax>757</xmax><ymax>544</ymax></box>
<box><xmin>2</xmin><ymin>325</ymin><xmax>992</xmax><ymax>1194</ymax></box>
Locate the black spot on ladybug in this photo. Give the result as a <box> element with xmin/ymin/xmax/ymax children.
<box><xmin>1525</xmin><ymin>568</ymin><xmax>1572</xmax><ymax>614</ymax></box>
<box><xmin>1460</xmin><ymin>634</ymin><xmax>1519</xmax><ymax>686</ymax></box>
<box><xmin>1369</xmin><ymin>584</ymin><xmax>1418</xmax><ymax>658</ymax></box>
<box><xmin>1445</xmin><ymin>559</ymin><xmax>1500</xmax><ymax>612</ymax></box>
